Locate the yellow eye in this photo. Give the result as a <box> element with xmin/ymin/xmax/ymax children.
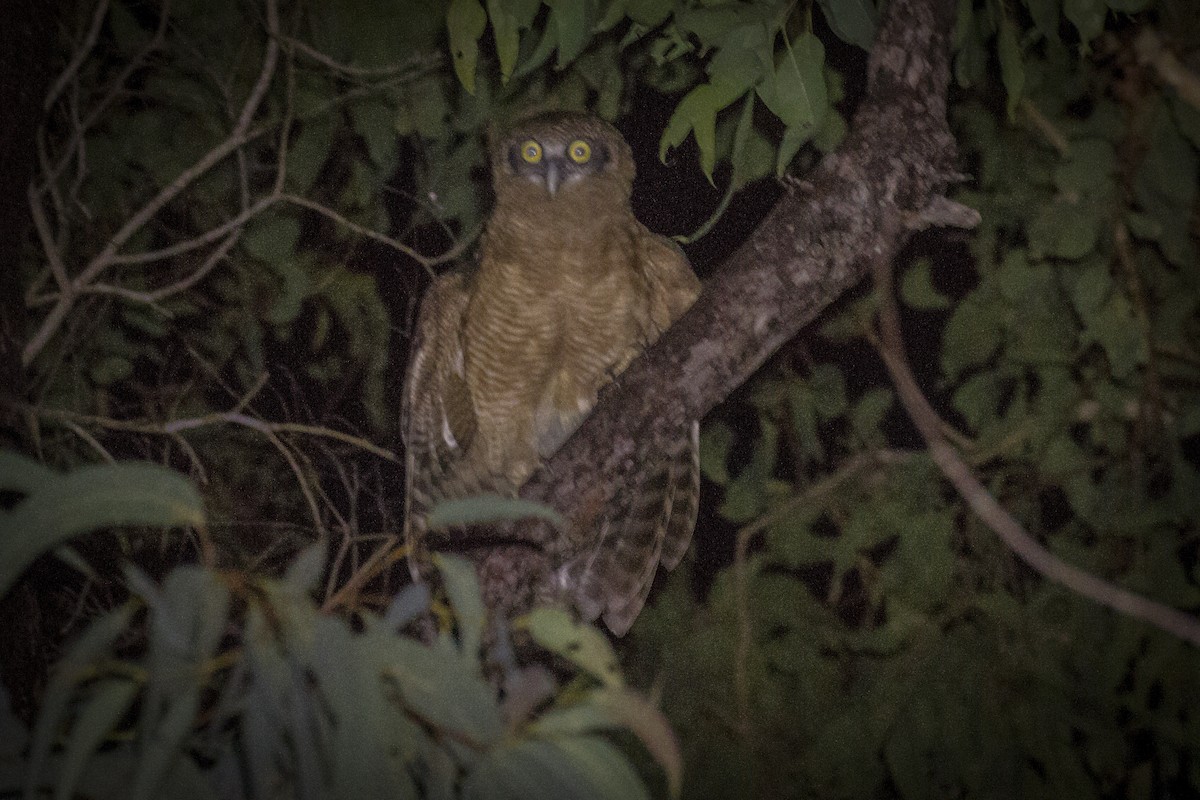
<box><xmin>521</xmin><ymin>140</ymin><xmax>543</xmax><ymax>163</ymax></box>
<box><xmin>568</xmin><ymin>140</ymin><xmax>591</xmax><ymax>164</ymax></box>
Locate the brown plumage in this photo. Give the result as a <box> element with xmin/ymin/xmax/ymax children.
<box><xmin>402</xmin><ymin>110</ymin><xmax>700</xmax><ymax>635</ymax></box>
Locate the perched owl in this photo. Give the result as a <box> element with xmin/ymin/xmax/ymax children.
<box><xmin>402</xmin><ymin>111</ymin><xmax>700</xmax><ymax>635</ymax></box>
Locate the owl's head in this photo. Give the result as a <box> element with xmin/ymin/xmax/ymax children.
<box><xmin>490</xmin><ymin>111</ymin><xmax>635</xmax><ymax>202</ymax></box>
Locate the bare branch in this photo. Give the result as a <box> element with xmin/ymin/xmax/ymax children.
<box><xmin>871</xmin><ymin>217</ymin><xmax>1200</xmax><ymax>648</ymax></box>
<box><xmin>21</xmin><ymin>0</ymin><xmax>281</xmax><ymax>366</ymax></box>
<box><xmin>1135</xmin><ymin>28</ymin><xmax>1200</xmax><ymax>111</ymax></box>
<box><xmin>280</xmin><ymin>194</ymin><xmax>477</xmax><ymax>270</ymax></box>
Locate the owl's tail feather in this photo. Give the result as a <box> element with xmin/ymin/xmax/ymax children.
<box><xmin>573</xmin><ymin>420</ymin><xmax>700</xmax><ymax>636</ymax></box>
<box><xmin>659</xmin><ymin>421</ymin><xmax>700</xmax><ymax>572</ymax></box>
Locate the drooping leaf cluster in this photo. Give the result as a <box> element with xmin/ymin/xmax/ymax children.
<box><xmin>0</xmin><ymin>451</ymin><xmax>680</xmax><ymax>799</ymax></box>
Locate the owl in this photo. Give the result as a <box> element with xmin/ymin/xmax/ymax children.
<box><xmin>402</xmin><ymin>110</ymin><xmax>700</xmax><ymax>635</ymax></box>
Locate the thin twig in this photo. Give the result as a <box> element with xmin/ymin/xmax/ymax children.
<box><xmin>283</xmin><ymin>35</ymin><xmax>428</xmax><ymax>78</ymax></box>
<box><xmin>1135</xmin><ymin>28</ymin><xmax>1200</xmax><ymax>111</ymax></box>
<box><xmin>22</xmin><ymin>403</ymin><xmax>397</xmax><ymax>464</ymax></box>
<box><xmin>43</xmin><ymin>0</ymin><xmax>111</xmax><ymax>112</ymax></box>
<box><xmin>1113</xmin><ymin>222</ymin><xmax>1163</xmax><ymax>437</ymax></box>
<box><xmin>39</xmin><ymin>0</ymin><xmax>171</xmax><ymax>195</ymax></box>
<box><xmin>1019</xmin><ymin>98</ymin><xmax>1071</xmax><ymax>158</ymax></box>
<box><xmin>320</xmin><ymin>534</ymin><xmax>402</xmax><ymax>613</ymax></box>
<box><xmin>280</xmin><ymin>193</ymin><xmax>476</xmax><ymax>269</ymax></box>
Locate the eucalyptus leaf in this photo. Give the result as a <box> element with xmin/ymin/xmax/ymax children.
<box><xmin>0</xmin><ymin>460</ymin><xmax>204</xmax><ymax>599</ymax></box>
<box><xmin>427</xmin><ymin>494</ymin><xmax>564</xmax><ymax>530</ymax></box>
<box><xmin>54</xmin><ymin>678</ymin><xmax>140</xmax><ymax>800</ymax></box>
<box><xmin>815</xmin><ymin>0</ymin><xmax>878</xmax><ymax>50</ymax></box>
<box><xmin>447</xmin><ymin>0</ymin><xmax>488</xmax><ymax>93</ymax></box>
<box><xmin>520</xmin><ymin>608</ymin><xmax>623</xmax><ymax>687</ymax></box>
<box><xmin>434</xmin><ymin>553</ymin><xmax>486</xmax><ymax>658</ymax></box>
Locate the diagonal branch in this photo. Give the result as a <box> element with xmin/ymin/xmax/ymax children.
<box><xmin>870</xmin><ymin>217</ymin><xmax>1200</xmax><ymax>648</ymax></box>
<box><xmin>479</xmin><ymin>0</ymin><xmax>962</xmax><ymax>616</ymax></box>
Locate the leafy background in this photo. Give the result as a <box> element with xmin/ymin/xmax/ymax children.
<box><xmin>1</xmin><ymin>0</ymin><xmax>1198</xmax><ymax>797</ymax></box>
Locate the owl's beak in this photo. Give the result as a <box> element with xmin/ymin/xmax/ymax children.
<box><xmin>544</xmin><ymin>160</ymin><xmax>561</xmax><ymax>197</ymax></box>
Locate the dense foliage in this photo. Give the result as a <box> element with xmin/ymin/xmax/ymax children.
<box><xmin>1</xmin><ymin>0</ymin><xmax>1197</xmax><ymax>797</ymax></box>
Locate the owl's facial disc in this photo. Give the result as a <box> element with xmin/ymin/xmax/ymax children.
<box><xmin>507</xmin><ymin>136</ymin><xmax>608</xmax><ymax>197</ymax></box>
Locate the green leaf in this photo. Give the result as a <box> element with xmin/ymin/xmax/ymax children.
<box><xmin>283</xmin><ymin>542</ymin><xmax>328</xmax><ymax>594</ymax></box>
<box><xmin>463</xmin><ymin>736</ymin><xmax>650</xmax><ymax>800</ymax></box>
<box><xmin>901</xmin><ymin>258</ymin><xmax>952</xmax><ymax>310</ymax></box>
<box><xmin>941</xmin><ymin>293</ymin><xmax>1004</xmax><ymax>376</ymax></box>
<box><xmin>0</xmin><ymin>450</ymin><xmax>56</xmax><ymax>493</ymax></box>
<box><xmin>1105</xmin><ymin>0</ymin><xmax>1149</xmax><ymax>11</ymax></box>
<box><xmin>90</xmin><ymin>355</ymin><xmax>133</xmax><ymax>386</ymax></box>
<box><xmin>130</xmin><ymin>689</ymin><xmax>201</xmax><ymax>800</ymax></box>
<box><xmin>384</xmin><ymin>637</ymin><xmax>505</xmax><ymax>745</ymax></box>
<box><xmin>585</xmin><ymin>688</ymin><xmax>682</xmax><ymax>797</ymax></box>
<box><xmin>706</xmin><ymin>28</ymin><xmax>766</xmax><ymax>96</ymax></box>
<box><xmin>812</xmin><ymin>107</ymin><xmax>847</xmax><ymax>153</ymax></box>
<box><xmin>285</xmin><ymin>115</ymin><xmax>336</xmax><ymax>194</ymax></box>
<box><xmin>775</xmin><ymin>124</ymin><xmax>809</xmax><ymax>177</ymax></box>
<box><xmin>1063</xmin><ymin>0</ymin><xmax>1106</xmax><ymax>47</ymax></box>
<box><xmin>434</xmin><ymin>553</ymin><xmax>486</xmax><ymax>658</ymax></box>
<box><xmin>851</xmin><ymin>388</ymin><xmax>893</xmax><ymax>442</ymax></box>
<box><xmin>0</xmin><ymin>459</ymin><xmax>204</xmax><ymax>598</ymax></box>
<box><xmin>807</xmin><ymin>364</ymin><xmax>848</xmax><ymax>419</ymax></box>
<box><xmin>55</xmin><ymin>678</ymin><xmax>140</xmax><ymax>800</ymax></box>
<box><xmin>243</xmin><ymin>213</ymin><xmax>300</xmax><ymax>264</ymax></box>
<box><xmin>26</xmin><ymin>603</ymin><xmax>137</xmax><ymax>797</ymax></box>
<box><xmin>546</xmin><ymin>0</ymin><xmax>592</xmax><ymax>67</ymax></box>
<box><xmin>520</xmin><ymin>608</ymin><xmax>623</xmax><ymax>687</ymax></box>
<box><xmin>307</xmin><ymin>618</ymin><xmax>415</xmax><ymax>800</ymax></box>
<box><xmin>1070</xmin><ymin>263</ymin><xmax>1112</xmax><ymax>316</ymax></box>
<box><xmin>1082</xmin><ymin>292</ymin><xmax>1146</xmax><ymax>379</ymax></box>
<box><xmin>525</xmin><ymin>687</ymin><xmax>681</xmax><ymax>796</ymax></box>
<box><xmin>623</xmin><ymin>0</ymin><xmax>673</xmax><ymax>26</ymax></box>
<box><xmin>487</xmin><ymin>0</ymin><xmax>521</xmax><ymax>81</ymax></box>
<box><xmin>1026</xmin><ymin>0</ymin><xmax>1060</xmax><ymax>39</ymax></box>
<box><xmin>757</xmin><ymin>32</ymin><xmax>827</xmax><ymax>135</ymax></box>
<box><xmin>815</xmin><ymin>0</ymin><xmax>878</xmax><ymax>50</ymax></box>
<box><xmin>398</xmin><ymin>80</ymin><xmax>448</xmax><ymax>139</ymax></box>
<box><xmin>109</xmin><ymin>1</ymin><xmax>154</xmax><ymax>54</ymax></box>
<box><xmin>349</xmin><ymin>99</ymin><xmax>399</xmax><ymax>170</ymax></box>
<box><xmin>699</xmin><ymin>422</ymin><xmax>733</xmax><ymax>485</ymax></box>
<box><xmin>728</xmin><ymin>92</ymin><xmax>772</xmax><ymax>188</ymax></box>
<box><xmin>953</xmin><ymin>0</ymin><xmax>987</xmax><ymax>87</ymax></box>
<box><xmin>447</xmin><ymin>0</ymin><xmax>488</xmax><ymax>93</ymax></box>
<box><xmin>1027</xmin><ymin>196</ymin><xmax>1101</xmax><ymax>260</ymax></box>
<box><xmin>427</xmin><ymin>493</ymin><xmax>564</xmax><ymax>530</ymax></box>
<box><xmin>660</xmin><ymin>82</ymin><xmax>742</xmax><ymax>181</ymax></box>
<box><xmin>1054</xmin><ymin>138</ymin><xmax>1117</xmax><ymax>194</ymax></box>
<box><xmin>997</xmin><ymin>18</ymin><xmax>1025</xmax><ymax>120</ymax></box>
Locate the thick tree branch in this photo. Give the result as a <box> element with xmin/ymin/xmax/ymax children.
<box><xmin>480</xmin><ymin>0</ymin><xmax>962</xmax><ymax>615</ymax></box>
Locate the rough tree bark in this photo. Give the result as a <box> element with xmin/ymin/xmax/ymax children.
<box><xmin>475</xmin><ymin>0</ymin><xmax>964</xmax><ymax>618</ymax></box>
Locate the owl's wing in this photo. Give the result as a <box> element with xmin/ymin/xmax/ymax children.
<box><xmin>571</xmin><ymin>421</ymin><xmax>700</xmax><ymax>635</ymax></box>
<box><xmin>570</xmin><ymin>227</ymin><xmax>702</xmax><ymax>635</ymax></box>
<box><xmin>402</xmin><ymin>271</ymin><xmax>475</xmax><ymax>579</ymax></box>
<box><xmin>636</xmin><ymin>228</ymin><xmax>701</xmax><ymax>331</ymax></box>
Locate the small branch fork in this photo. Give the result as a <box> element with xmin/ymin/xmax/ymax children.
<box><xmin>22</xmin><ymin>0</ymin><xmax>459</xmax><ymax>367</ymax></box>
